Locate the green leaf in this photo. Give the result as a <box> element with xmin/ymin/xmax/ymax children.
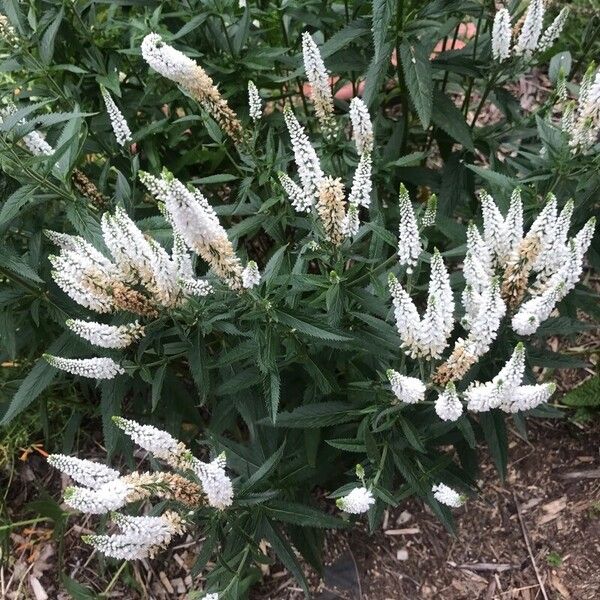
<box><xmin>100</xmin><ymin>377</ymin><xmax>128</xmax><ymax>459</ymax></box>
<box><xmin>465</xmin><ymin>164</ymin><xmax>516</xmax><ymax>189</ymax></box>
<box><xmin>387</xmin><ymin>151</ymin><xmax>427</xmax><ymax>167</ymax></box>
<box><xmin>273</xmin><ymin>311</ymin><xmax>353</xmax><ymax>342</ymax></box>
<box><xmin>240</xmin><ymin>442</ymin><xmax>286</xmax><ymax>493</ymax></box>
<box><xmin>0</xmin><ymin>244</ymin><xmax>43</xmax><ymax>284</ymax></box>
<box><xmin>399</xmin><ymin>41</ymin><xmax>433</xmax><ymax>129</ymax></box>
<box><xmin>363</xmin><ymin>40</ymin><xmax>394</xmax><ymax>108</ymax></box>
<box><xmin>326</xmin><ymin>438</ymin><xmax>366</xmax><ymax>452</ymax></box>
<box><xmin>40</xmin><ymin>8</ymin><xmax>65</xmax><ymax>64</ymax></box>
<box><xmin>398</xmin><ymin>416</ymin><xmax>426</xmax><ymax>452</ymax></box>
<box><xmin>61</xmin><ymin>574</ymin><xmax>98</xmax><ymax>600</ymax></box>
<box><xmin>151</xmin><ymin>363</ymin><xmax>167</xmax><ymax>411</ymax></box>
<box><xmin>264</xmin><ymin>402</ymin><xmax>360</xmax><ymax>428</ymax></box>
<box><xmin>0</xmin><ymin>185</ymin><xmax>38</xmax><ymax>226</ymax></box>
<box><xmin>562</xmin><ymin>376</ymin><xmax>600</xmax><ymax>408</ymax></box>
<box><xmin>372</xmin><ymin>0</ymin><xmax>394</xmax><ymax>60</ymax></box>
<box><xmin>0</xmin><ymin>333</ymin><xmax>78</xmax><ymax>424</ymax></box>
<box><xmin>260</xmin><ymin>517</ymin><xmax>310</xmax><ymax>597</ymax></box>
<box><xmin>264</xmin><ymin>500</ymin><xmax>348</xmax><ymax>529</ymax></box>
<box><xmin>549</xmin><ymin>51</ymin><xmax>571</xmax><ymax>82</ymax></box>
<box><xmin>321</xmin><ymin>19</ymin><xmax>370</xmax><ymax>58</ymax></box>
<box><xmin>479</xmin><ymin>411</ymin><xmax>508</xmax><ymax>481</ymax></box>
<box><xmin>431</xmin><ymin>90</ymin><xmax>475</xmax><ymax>152</ymax></box>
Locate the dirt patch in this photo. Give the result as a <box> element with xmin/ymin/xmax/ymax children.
<box><xmin>3</xmin><ymin>419</ymin><xmax>598</xmax><ymax>599</ymax></box>
<box><xmin>255</xmin><ymin>420</ymin><xmax>600</xmax><ymax>600</ymax></box>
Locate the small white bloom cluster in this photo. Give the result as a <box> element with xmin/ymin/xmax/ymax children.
<box><xmin>349</xmin><ymin>97</ymin><xmax>373</xmax><ymax>155</ymax></box>
<box><xmin>554</xmin><ymin>64</ymin><xmax>600</xmax><ymax>154</ymax></box>
<box><xmin>282</xmin><ymin>109</ymin><xmax>324</xmax><ymax>211</ymax></box>
<box><xmin>389</xmin><ymin>249</ymin><xmax>454</xmax><ymax>359</ymax></box>
<box><xmin>113</xmin><ymin>417</ymin><xmax>234</xmax><ymax>510</ymax></box>
<box><xmin>397</xmin><ymin>184</ymin><xmax>422</xmax><ymax>269</ymax></box>
<box><xmin>100</xmin><ymin>87</ymin><xmax>132</xmax><ymax>147</ymax></box>
<box><xmin>464</xmin><ymin>344</ymin><xmax>556</xmax><ymax>413</ymax></box>
<box><xmin>241</xmin><ymin>260</ymin><xmax>261</xmax><ymax>289</ymax></box>
<box><xmin>44</xmin><ymin>355</ymin><xmax>124</xmax><ymax>379</ymax></box>
<box><xmin>140</xmin><ymin>33</ymin><xmax>243</xmax><ymax>142</ymax></box>
<box><xmin>83</xmin><ymin>511</ymin><xmax>185</xmax><ymax>560</ymax></box>
<box><xmin>281</xmin><ymin>105</ymin><xmax>372</xmax><ymax>243</ymax></box>
<box><xmin>204</xmin><ymin>594</ymin><xmax>219</xmax><ymax>600</ymax></box>
<box><xmin>435</xmin><ymin>382</ymin><xmax>463</xmax><ymax>422</ymax></box>
<box><xmin>387</xmin><ymin>369</ymin><xmax>425</xmax><ymax>404</ymax></box>
<box><xmin>336</xmin><ymin>486</ymin><xmax>375</xmax><ymax>514</ymax></box>
<box><xmin>46</xmin><ymin>205</ymin><xmax>217</xmax><ymax>376</ymax></box>
<box><xmin>247</xmin><ymin>80</ymin><xmax>262</xmax><ymax>121</ymax></box>
<box><xmin>47</xmin><ymin>455</ymin><xmax>120</xmax><ymax>489</ymax></box>
<box><xmin>432</xmin><ymin>483</ymin><xmax>464</xmax><ymax>508</ymax></box>
<box><xmin>66</xmin><ymin>319</ymin><xmax>145</xmax><ymax>349</ymax></box>
<box><xmin>302</xmin><ymin>32</ymin><xmax>335</xmax><ymax>137</ymax></box>
<box><xmin>140</xmin><ymin>170</ymin><xmax>246</xmax><ymax>290</ymax></box>
<box><xmin>195</xmin><ymin>454</ymin><xmax>235</xmax><ymax>510</ymax></box>
<box><xmin>48</xmin><ymin>418</ymin><xmax>235</xmax><ymax>560</ymax></box>
<box><xmin>492</xmin><ymin>9</ymin><xmax>512</xmax><ymax>62</ymax></box>
<box><xmin>492</xmin><ymin>2</ymin><xmax>569</xmax><ymax>61</ymax></box>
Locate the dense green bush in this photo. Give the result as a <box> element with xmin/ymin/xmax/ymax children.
<box><xmin>1</xmin><ymin>1</ymin><xmax>599</xmax><ymax>597</ymax></box>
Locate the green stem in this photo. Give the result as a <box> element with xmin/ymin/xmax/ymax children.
<box><xmin>372</xmin><ymin>443</ymin><xmax>389</xmax><ymax>486</ymax></box>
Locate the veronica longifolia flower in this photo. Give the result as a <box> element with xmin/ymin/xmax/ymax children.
<box><xmin>492</xmin><ymin>8</ymin><xmax>512</xmax><ymax>62</ymax></box>
<box><xmin>435</xmin><ymin>382</ymin><xmax>463</xmax><ymax>422</ymax></box>
<box><xmin>302</xmin><ymin>32</ymin><xmax>335</xmax><ymax>136</ymax></box>
<box><xmin>47</xmin><ymin>455</ymin><xmax>120</xmax><ymax>489</ymax></box>
<box><xmin>349</xmin><ymin>97</ymin><xmax>373</xmax><ymax>154</ymax></box>
<box><xmin>247</xmin><ymin>80</ymin><xmax>262</xmax><ymax>121</ymax></box>
<box><xmin>83</xmin><ymin>511</ymin><xmax>185</xmax><ymax>560</ymax></box>
<box><xmin>336</xmin><ymin>487</ymin><xmax>375</xmax><ymax>514</ymax></box>
<box><xmin>537</xmin><ymin>7</ymin><xmax>569</xmax><ymax>53</ymax></box>
<box><xmin>241</xmin><ymin>261</ymin><xmax>261</xmax><ymax>289</ymax></box>
<box><xmin>389</xmin><ymin>250</ymin><xmax>454</xmax><ymax>360</ymax></box>
<box><xmin>513</xmin><ymin>0</ymin><xmax>545</xmax><ymax>57</ymax></box>
<box><xmin>141</xmin><ymin>33</ymin><xmax>243</xmax><ymax>142</ymax></box>
<box><xmin>283</xmin><ymin>109</ymin><xmax>324</xmax><ymax>202</ymax></box>
<box><xmin>140</xmin><ymin>171</ymin><xmax>244</xmax><ymax>290</ymax></box>
<box><xmin>432</xmin><ymin>483</ymin><xmax>464</xmax><ymax>508</ymax></box>
<box><xmin>397</xmin><ymin>184</ymin><xmax>422</xmax><ymax>270</ymax></box>
<box><xmin>100</xmin><ymin>87</ymin><xmax>132</xmax><ymax>147</ymax></box>
<box><xmin>44</xmin><ymin>355</ymin><xmax>124</xmax><ymax>380</ymax></box>
<box><xmin>66</xmin><ymin>319</ymin><xmax>144</xmax><ymax>349</ymax></box>
<box><xmin>386</xmin><ymin>370</ymin><xmax>426</xmax><ymax>404</ymax></box>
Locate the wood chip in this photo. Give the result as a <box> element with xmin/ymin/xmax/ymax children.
<box><xmin>158</xmin><ymin>571</ymin><xmax>174</xmax><ymax>594</ymax></box>
<box><xmin>384</xmin><ymin>527</ymin><xmax>420</xmax><ymax>536</ymax></box>
<box><xmin>29</xmin><ymin>576</ymin><xmax>48</xmax><ymax>600</ymax></box>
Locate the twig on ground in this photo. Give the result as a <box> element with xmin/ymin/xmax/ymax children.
<box><xmin>513</xmin><ymin>491</ymin><xmax>549</xmax><ymax>600</ymax></box>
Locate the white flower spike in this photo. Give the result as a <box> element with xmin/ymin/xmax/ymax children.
<box><xmin>432</xmin><ymin>483</ymin><xmax>464</xmax><ymax>508</ymax></box>
<box><xmin>66</xmin><ymin>320</ymin><xmax>145</xmax><ymax>349</ymax></box>
<box><xmin>435</xmin><ymin>383</ymin><xmax>463</xmax><ymax>422</ymax></box>
<box><xmin>242</xmin><ymin>261</ymin><xmax>261</xmax><ymax>289</ymax></box>
<box><xmin>44</xmin><ymin>355</ymin><xmax>124</xmax><ymax>379</ymax></box>
<box><xmin>349</xmin><ymin>97</ymin><xmax>373</xmax><ymax>154</ymax></box>
<box><xmin>513</xmin><ymin>0</ymin><xmax>545</xmax><ymax>57</ymax></box>
<box><xmin>492</xmin><ymin>8</ymin><xmax>512</xmax><ymax>62</ymax></box>
<box><xmin>100</xmin><ymin>87</ymin><xmax>132</xmax><ymax>147</ymax></box>
<box><xmin>247</xmin><ymin>80</ymin><xmax>262</xmax><ymax>121</ymax></box>
<box><xmin>47</xmin><ymin>455</ymin><xmax>120</xmax><ymax>489</ymax></box>
<box><xmin>336</xmin><ymin>487</ymin><xmax>375</xmax><ymax>514</ymax></box>
<box><xmin>387</xmin><ymin>369</ymin><xmax>426</xmax><ymax>404</ymax></box>
<box><xmin>302</xmin><ymin>32</ymin><xmax>335</xmax><ymax>136</ymax></box>
<box><xmin>397</xmin><ymin>184</ymin><xmax>422</xmax><ymax>270</ymax></box>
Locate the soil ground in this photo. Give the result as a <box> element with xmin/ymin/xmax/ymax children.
<box><xmin>2</xmin><ymin>418</ymin><xmax>599</xmax><ymax>600</ymax></box>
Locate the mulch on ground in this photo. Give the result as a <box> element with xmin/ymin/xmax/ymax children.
<box><xmin>2</xmin><ymin>418</ymin><xmax>599</xmax><ymax>599</ymax></box>
<box><xmin>255</xmin><ymin>419</ymin><xmax>600</xmax><ymax>600</ymax></box>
